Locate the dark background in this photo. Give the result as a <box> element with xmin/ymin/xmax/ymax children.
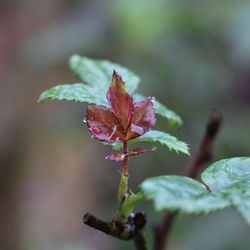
<box><xmin>0</xmin><ymin>1</ymin><xmax>249</xmax><ymax>249</ymax></box>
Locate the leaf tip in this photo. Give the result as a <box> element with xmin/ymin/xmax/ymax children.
<box><xmin>112</xmin><ymin>70</ymin><xmax>119</xmax><ymax>78</ymax></box>
<box><xmin>36</xmin><ymin>94</ymin><xmax>45</xmax><ymax>104</ymax></box>
<box><xmin>69</xmin><ymin>54</ymin><xmax>81</xmax><ymax>66</ymax></box>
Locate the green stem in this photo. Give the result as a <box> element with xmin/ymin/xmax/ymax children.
<box><xmin>117</xmin><ymin>140</ymin><xmax>129</xmax><ymax>211</ymax></box>
<box><xmin>123</xmin><ymin>140</ymin><xmax>128</xmax><ymax>177</ymax></box>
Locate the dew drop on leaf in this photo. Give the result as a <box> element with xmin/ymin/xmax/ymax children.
<box><xmin>92</xmin><ymin>127</ymin><xmax>102</xmax><ymax>134</ymax></box>
<box><xmin>131</xmin><ymin>124</ymin><xmax>145</xmax><ymax>135</ymax></box>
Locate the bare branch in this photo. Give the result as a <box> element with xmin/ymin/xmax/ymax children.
<box><xmin>83</xmin><ymin>212</ymin><xmax>147</xmax><ymax>250</ymax></box>
<box><xmin>154</xmin><ymin>110</ymin><xmax>223</xmax><ymax>250</ymax></box>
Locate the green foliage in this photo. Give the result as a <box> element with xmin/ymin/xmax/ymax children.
<box><xmin>141</xmin><ymin>157</ymin><xmax>250</xmax><ymax>224</ymax></box>
<box><xmin>201</xmin><ymin>157</ymin><xmax>250</xmax><ymax>224</ymax></box>
<box><xmin>134</xmin><ymin>130</ymin><xmax>189</xmax><ymax>155</ymax></box>
<box><xmin>131</xmin><ymin>130</ymin><xmax>189</xmax><ymax>155</ymax></box>
<box><xmin>154</xmin><ymin>98</ymin><xmax>182</xmax><ymax>126</ymax></box>
<box><xmin>111</xmin><ymin>130</ymin><xmax>189</xmax><ymax>155</ymax></box>
<box><xmin>115</xmin><ymin>192</ymin><xmax>144</xmax><ymax>222</ymax></box>
<box><xmin>38</xmin><ymin>55</ymin><xmax>183</xmax><ymax>126</ymax></box>
<box><xmin>231</xmin><ymin>191</ymin><xmax>250</xmax><ymax>224</ymax></box>
<box><xmin>201</xmin><ymin>157</ymin><xmax>250</xmax><ymax>192</ymax></box>
<box><xmin>37</xmin><ymin>83</ymin><xmax>108</xmax><ymax>106</ymax></box>
<box><xmin>134</xmin><ymin>94</ymin><xmax>182</xmax><ymax>126</ymax></box>
<box><xmin>141</xmin><ymin>176</ymin><xmax>229</xmax><ymax>214</ymax></box>
<box><xmin>69</xmin><ymin>55</ymin><xmax>140</xmax><ymax>93</ymax></box>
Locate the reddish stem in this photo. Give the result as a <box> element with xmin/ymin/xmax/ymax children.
<box><xmin>122</xmin><ymin>140</ymin><xmax>128</xmax><ymax>177</ymax></box>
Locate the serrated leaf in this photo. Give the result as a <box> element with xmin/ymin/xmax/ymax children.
<box><xmin>37</xmin><ymin>83</ymin><xmax>109</xmax><ymax>106</ymax></box>
<box><xmin>105</xmin><ymin>147</ymin><xmax>156</xmax><ymax>161</ymax></box>
<box><xmin>69</xmin><ymin>55</ymin><xmax>140</xmax><ymax>94</ymax></box>
<box><xmin>216</xmin><ymin>180</ymin><xmax>250</xmax><ymax>224</ymax></box>
<box><xmin>134</xmin><ymin>94</ymin><xmax>182</xmax><ymax>126</ymax></box>
<box><xmin>154</xmin><ymin>99</ymin><xmax>183</xmax><ymax>126</ymax></box>
<box><xmin>230</xmin><ymin>194</ymin><xmax>250</xmax><ymax>224</ymax></box>
<box><xmin>110</xmin><ymin>130</ymin><xmax>189</xmax><ymax>155</ymax></box>
<box><xmin>132</xmin><ymin>130</ymin><xmax>189</xmax><ymax>155</ymax></box>
<box><xmin>201</xmin><ymin>157</ymin><xmax>250</xmax><ymax>225</ymax></box>
<box><xmin>201</xmin><ymin>157</ymin><xmax>250</xmax><ymax>192</ymax></box>
<box><xmin>38</xmin><ymin>56</ymin><xmax>184</xmax><ymax>128</ymax></box>
<box><xmin>38</xmin><ymin>56</ymin><xmax>141</xmax><ymax>105</ymax></box>
<box><xmin>140</xmin><ymin>176</ymin><xmax>229</xmax><ymax>214</ymax></box>
<box><xmin>140</xmin><ymin>159</ymin><xmax>250</xmax><ymax>223</ymax></box>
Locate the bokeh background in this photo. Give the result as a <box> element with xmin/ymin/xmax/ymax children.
<box><xmin>1</xmin><ymin>0</ymin><xmax>250</xmax><ymax>249</ymax></box>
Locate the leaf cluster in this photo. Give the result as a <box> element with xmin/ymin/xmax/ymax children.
<box><xmin>141</xmin><ymin>157</ymin><xmax>250</xmax><ymax>224</ymax></box>
<box><xmin>37</xmin><ymin>55</ymin><xmax>189</xmax><ymax>155</ymax></box>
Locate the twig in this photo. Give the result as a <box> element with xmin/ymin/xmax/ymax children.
<box><xmin>153</xmin><ymin>212</ymin><xmax>176</xmax><ymax>250</ymax></box>
<box><xmin>134</xmin><ymin>231</ymin><xmax>147</xmax><ymax>250</ymax></box>
<box><xmin>154</xmin><ymin>110</ymin><xmax>223</xmax><ymax>250</ymax></box>
<box><xmin>83</xmin><ymin>212</ymin><xmax>147</xmax><ymax>249</ymax></box>
<box><xmin>132</xmin><ymin>212</ymin><xmax>148</xmax><ymax>250</ymax></box>
<box><xmin>184</xmin><ymin>110</ymin><xmax>223</xmax><ymax>178</ymax></box>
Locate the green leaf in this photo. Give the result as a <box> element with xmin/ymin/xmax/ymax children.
<box><xmin>110</xmin><ymin>130</ymin><xmax>189</xmax><ymax>155</ymax></box>
<box><xmin>230</xmin><ymin>194</ymin><xmax>250</xmax><ymax>224</ymax></box>
<box><xmin>115</xmin><ymin>192</ymin><xmax>144</xmax><ymax>222</ymax></box>
<box><xmin>216</xmin><ymin>180</ymin><xmax>250</xmax><ymax>224</ymax></box>
<box><xmin>37</xmin><ymin>83</ymin><xmax>109</xmax><ymax>106</ymax></box>
<box><xmin>134</xmin><ymin>94</ymin><xmax>182</xmax><ymax>126</ymax></box>
<box><xmin>140</xmin><ymin>176</ymin><xmax>229</xmax><ymax>214</ymax></box>
<box><xmin>140</xmin><ymin>159</ymin><xmax>250</xmax><ymax>223</ymax></box>
<box><xmin>201</xmin><ymin>157</ymin><xmax>250</xmax><ymax>192</ymax></box>
<box><xmin>201</xmin><ymin>157</ymin><xmax>250</xmax><ymax>224</ymax></box>
<box><xmin>132</xmin><ymin>130</ymin><xmax>189</xmax><ymax>155</ymax></box>
<box><xmin>38</xmin><ymin>55</ymin><xmax>184</xmax><ymax>128</ymax></box>
<box><xmin>69</xmin><ymin>55</ymin><xmax>140</xmax><ymax>94</ymax></box>
<box><xmin>37</xmin><ymin>56</ymin><xmax>141</xmax><ymax>106</ymax></box>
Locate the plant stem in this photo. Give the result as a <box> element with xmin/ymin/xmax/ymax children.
<box><xmin>83</xmin><ymin>139</ymin><xmax>148</xmax><ymax>249</ymax></box>
<box><xmin>83</xmin><ymin>211</ymin><xmax>147</xmax><ymax>248</ymax></box>
<box><xmin>153</xmin><ymin>212</ymin><xmax>176</xmax><ymax>250</ymax></box>
<box><xmin>83</xmin><ymin>213</ymin><xmax>135</xmax><ymax>240</ymax></box>
<box><xmin>184</xmin><ymin>110</ymin><xmax>223</xmax><ymax>178</ymax></box>
<box><xmin>123</xmin><ymin>140</ymin><xmax>128</xmax><ymax>177</ymax></box>
<box><xmin>117</xmin><ymin>140</ymin><xmax>129</xmax><ymax>210</ymax></box>
<box><xmin>134</xmin><ymin>231</ymin><xmax>147</xmax><ymax>250</ymax></box>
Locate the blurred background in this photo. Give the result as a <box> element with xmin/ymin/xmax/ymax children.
<box><xmin>0</xmin><ymin>0</ymin><xmax>250</xmax><ymax>249</ymax></box>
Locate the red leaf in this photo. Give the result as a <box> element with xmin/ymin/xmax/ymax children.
<box><xmin>105</xmin><ymin>147</ymin><xmax>156</xmax><ymax>162</ymax></box>
<box><xmin>86</xmin><ymin>105</ymin><xmax>125</xmax><ymax>142</ymax></box>
<box><xmin>106</xmin><ymin>71</ymin><xmax>134</xmax><ymax>132</ymax></box>
<box><xmin>128</xmin><ymin>147</ymin><xmax>156</xmax><ymax>157</ymax></box>
<box><xmin>126</xmin><ymin>97</ymin><xmax>156</xmax><ymax>140</ymax></box>
<box><xmin>105</xmin><ymin>153</ymin><xmax>125</xmax><ymax>161</ymax></box>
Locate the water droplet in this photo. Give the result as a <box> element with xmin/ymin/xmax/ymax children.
<box><xmin>92</xmin><ymin>127</ymin><xmax>102</xmax><ymax>134</ymax></box>
<box><xmin>115</xmin><ymin>137</ymin><xmax>120</xmax><ymax>141</ymax></box>
<box><xmin>105</xmin><ymin>153</ymin><xmax>125</xmax><ymax>161</ymax></box>
<box><xmin>108</xmin><ymin>125</ymin><xmax>118</xmax><ymax>140</ymax></box>
<box><xmin>120</xmin><ymin>154</ymin><xmax>125</xmax><ymax>161</ymax></box>
<box><xmin>83</xmin><ymin>119</ymin><xmax>86</xmax><ymax>123</ymax></box>
<box><xmin>131</xmin><ymin>124</ymin><xmax>144</xmax><ymax>135</ymax></box>
<box><xmin>91</xmin><ymin>135</ymin><xmax>94</xmax><ymax>139</ymax></box>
